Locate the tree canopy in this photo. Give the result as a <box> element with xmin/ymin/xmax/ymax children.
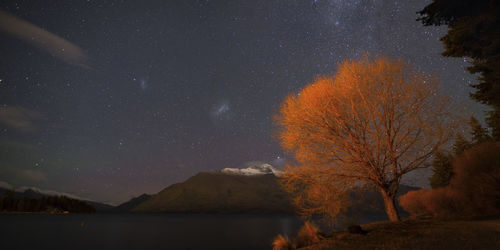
<box><xmin>429</xmin><ymin>116</ymin><xmax>492</xmax><ymax>189</ymax></box>
<box><xmin>430</xmin><ymin>150</ymin><xmax>453</xmax><ymax>189</ymax></box>
<box><xmin>418</xmin><ymin>0</ymin><xmax>500</xmax><ymax>139</ymax></box>
<box><xmin>275</xmin><ymin>56</ymin><xmax>455</xmax><ymax>222</ymax></box>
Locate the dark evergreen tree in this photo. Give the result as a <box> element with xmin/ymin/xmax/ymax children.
<box><xmin>453</xmin><ymin>133</ymin><xmax>472</xmax><ymax>156</ymax></box>
<box><xmin>470</xmin><ymin>116</ymin><xmax>491</xmax><ymax>143</ymax></box>
<box><xmin>418</xmin><ymin>0</ymin><xmax>500</xmax><ymax>139</ymax></box>
<box><xmin>430</xmin><ymin>119</ymin><xmax>492</xmax><ymax>188</ymax></box>
<box><xmin>430</xmin><ymin>150</ymin><xmax>453</xmax><ymax>188</ymax></box>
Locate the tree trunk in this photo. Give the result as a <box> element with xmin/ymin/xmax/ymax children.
<box><xmin>381</xmin><ymin>191</ymin><xmax>400</xmax><ymax>222</ymax></box>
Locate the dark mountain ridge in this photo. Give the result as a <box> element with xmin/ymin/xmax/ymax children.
<box><xmin>0</xmin><ymin>186</ymin><xmax>113</xmax><ymax>212</ymax></box>
<box><xmin>126</xmin><ymin>170</ymin><xmax>418</xmax><ymax>222</ymax></box>
<box><xmin>114</xmin><ymin>193</ymin><xmax>151</xmax><ymax>212</ymax></box>
<box><xmin>133</xmin><ymin>172</ymin><xmax>295</xmax><ymax>213</ymax></box>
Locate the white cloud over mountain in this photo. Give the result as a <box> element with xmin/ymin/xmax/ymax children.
<box><xmin>221</xmin><ymin>162</ymin><xmax>283</xmax><ymax>176</ymax></box>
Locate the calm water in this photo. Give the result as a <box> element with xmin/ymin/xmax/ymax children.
<box><xmin>0</xmin><ymin>213</ymin><xmax>303</xmax><ymax>250</ymax></box>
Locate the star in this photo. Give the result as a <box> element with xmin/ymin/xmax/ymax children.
<box><xmin>0</xmin><ymin>0</ymin><xmax>479</xmax><ymax>204</ymax></box>
<box><xmin>140</xmin><ymin>79</ymin><xmax>148</xmax><ymax>90</ymax></box>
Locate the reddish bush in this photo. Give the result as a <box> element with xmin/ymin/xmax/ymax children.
<box><xmin>450</xmin><ymin>142</ymin><xmax>500</xmax><ymax>214</ymax></box>
<box><xmin>400</xmin><ymin>142</ymin><xmax>500</xmax><ymax>218</ymax></box>
<box><xmin>399</xmin><ymin>188</ymin><xmax>464</xmax><ymax>218</ymax></box>
<box><xmin>272</xmin><ymin>221</ymin><xmax>323</xmax><ymax>250</ymax></box>
<box><xmin>398</xmin><ymin>190</ymin><xmax>429</xmax><ymax>218</ymax></box>
<box><xmin>295</xmin><ymin>221</ymin><xmax>323</xmax><ymax>248</ymax></box>
<box><xmin>272</xmin><ymin>234</ymin><xmax>295</xmax><ymax>250</ymax></box>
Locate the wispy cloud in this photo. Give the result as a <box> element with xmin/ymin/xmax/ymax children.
<box><xmin>0</xmin><ymin>165</ymin><xmax>47</xmax><ymax>183</ymax></box>
<box><xmin>0</xmin><ymin>106</ymin><xmax>42</xmax><ymax>132</ymax></box>
<box><xmin>0</xmin><ymin>10</ymin><xmax>91</xmax><ymax>69</ymax></box>
<box><xmin>0</xmin><ymin>180</ymin><xmax>13</xmax><ymax>190</ymax></box>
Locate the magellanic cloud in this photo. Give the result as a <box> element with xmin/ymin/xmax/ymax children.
<box><xmin>0</xmin><ymin>106</ymin><xmax>42</xmax><ymax>132</ymax></box>
<box><xmin>0</xmin><ymin>10</ymin><xmax>90</xmax><ymax>69</ymax></box>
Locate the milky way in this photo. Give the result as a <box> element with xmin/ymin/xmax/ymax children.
<box><xmin>0</xmin><ymin>0</ymin><xmax>483</xmax><ymax>204</ymax></box>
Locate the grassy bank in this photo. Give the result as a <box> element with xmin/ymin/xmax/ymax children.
<box><xmin>302</xmin><ymin>217</ymin><xmax>500</xmax><ymax>250</ymax></box>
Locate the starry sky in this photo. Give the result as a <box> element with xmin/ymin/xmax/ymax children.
<box><xmin>0</xmin><ymin>0</ymin><xmax>483</xmax><ymax>204</ymax></box>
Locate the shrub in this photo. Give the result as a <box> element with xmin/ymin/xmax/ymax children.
<box><xmin>400</xmin><ymin>142</ymin><xmax>500</xmax><ymax>218</ymax></box>
<box><xmin>400</xmin><ymin>184</ymin><xmax>476</xmax><ymax>218</ymax></box>
<box><xmin>295</xmin><ymin>221</ymin><xmax>323</xmax><ymax>248</ymax></box>
<box><xmin>399</xmin><ymin>189</ymin><xmax>431</xmax><ymax>218</ymax></box>
<box><xmin>273</xmin><ymin>221</ymin><xmax>325</xmax><ymax>249</ymax></box>
<box><xmin>427</xmin><ymin>188</ymin><xmax>466</xmax><ymax>217</ymax></box>
<box><xmin>272</xmin><ymin>234</ymin><xmax>295</xmax><ymax>250</ymax></box>
<box><xmin>450</xmin><ymin>142</ymin><xmax>500</xmax><ymax>215</ymax></box>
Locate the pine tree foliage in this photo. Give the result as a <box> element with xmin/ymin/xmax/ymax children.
<box><xmin>430</xmin><ymin>150</ymin><xmax>453</xmax><ymax>188</ymax></box>
<box><xmin>418</xmin><ymin>0</ymin><xmax>500</xmax><ymax>138</ymax></box>
<box><xmin>452</xmin><ymin>133</ymin><xmax>472</xmax><ymax>157</ymax></box>
<box><xmin>430</xmin><ymin>117</ymin><xmax>492</xmax><ymax>188</ymax></box>
<box><xmin>470</xmin><ymin>116</ymin><xmax>491</xmax><ymax>143</ymax></box>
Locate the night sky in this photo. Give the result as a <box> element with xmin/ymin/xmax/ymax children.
<box><xmin>0</xmin><ymin>0</ymin><xmax>483</xmax><ymax>204</ymax></box>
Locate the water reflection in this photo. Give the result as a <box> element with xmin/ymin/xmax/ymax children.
<box><xmin>0</xmin><ymin>214</ymin><xmax>302</xmax><ymax>250</ymax></box>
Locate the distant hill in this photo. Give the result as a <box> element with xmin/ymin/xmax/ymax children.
<box><xmin>133</xmin><ymin>172</ymin><xmax>295</xmax><ymax>213</ymax></box>
<box><xmin>0</xmin><ymin>187</ymin><xmax>44</xmax><ymax>199</ymax></box>
<box><xmin>0</xmin><ymin>185</ymin><xmax>114</xmax><ymax>213</ymax></box>
<box><xmin>0</xmin><ymin>187</ymin><xmax>95</xmax><ymax>213</ymax></box>
<box><xmin>114</xmin><ymin>194</ymin><xmax>151</xmax><ymax>212</ymax></box>
<box><xmin>86</xmin><ymin>200</ymin><xmax>115</xmax><ymax>212</ymax></box>
<box><xmin>129</xmin><ymin>163</ymin><xmax>418</xmax><ymax>220</ymax></box>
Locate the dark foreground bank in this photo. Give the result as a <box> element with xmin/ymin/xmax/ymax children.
<box><xmin>303</xmin><ymin>217</ymin><xmax>500</xmax><ymax>250</ymax></box>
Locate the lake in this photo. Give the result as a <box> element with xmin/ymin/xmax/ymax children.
<box><xmin>0</xmin><ymin>213</ymin><xmax>303</xmax><ymax>250</ymax></box>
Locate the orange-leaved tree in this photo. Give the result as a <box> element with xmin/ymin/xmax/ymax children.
<box><xmin>275</xmin><ymin>56</ymin><xmax>455</xmax><ymax>222</ymax></box>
